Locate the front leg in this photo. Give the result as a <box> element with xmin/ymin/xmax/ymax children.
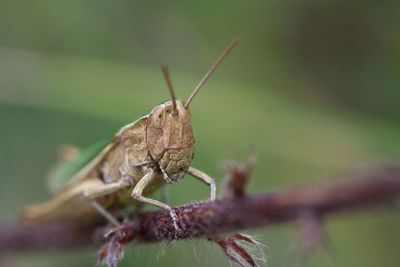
<box><xmin>131</xmin><ymin>169</ymin><xmax>172</xmax><ymax>211</ymax></box>
<box><xmin>187</xmin><ymin>166</ymin><xmax>216</xmax><ymax>201</ymax></box>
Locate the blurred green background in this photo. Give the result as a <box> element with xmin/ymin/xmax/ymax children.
<box><xmin>1</xmin><ymin>1</ymin><xmax>399</xmax><ymax>267</ymax></box>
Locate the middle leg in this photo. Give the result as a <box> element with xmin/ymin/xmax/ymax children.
<box><xmin>82</xmin><ymin>178</ymin><xmax>132</xmax><ymax>226</ymax></box>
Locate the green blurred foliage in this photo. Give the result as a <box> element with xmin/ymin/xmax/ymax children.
<box><xmin>0</xmin><ymin>1</ymin><xmax>399</xmax><ymax>267</ymax></box>
<box><xmin>1</xmin><ymin>0</ymin><xmax>399</xmax><ymax>117</ymax></box>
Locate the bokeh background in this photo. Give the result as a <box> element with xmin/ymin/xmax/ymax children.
<box><xmin>1</xmin><ymin>1</ymin><xmax>400</xmax><ymax>267</ymax></box>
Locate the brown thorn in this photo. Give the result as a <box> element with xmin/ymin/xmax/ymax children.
<box><xmin>221</xmin><ymin>153</ymin><xmax>256</xmax><ymax>198</ymax></box>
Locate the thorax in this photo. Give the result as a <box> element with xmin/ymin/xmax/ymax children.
<box><xmin>97</xmin><ymin>142</ymin><xmax>165</xmax><ymax>204</ymax></box>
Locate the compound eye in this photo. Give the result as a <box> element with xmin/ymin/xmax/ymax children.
<box><xmin>151</xmin><ymin>107</ymin><xmax>165</xmax><ymax>128</ymax></box>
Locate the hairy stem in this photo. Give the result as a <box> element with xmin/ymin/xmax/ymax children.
<box><xmin>1</xmin><ymin>165</ymin><xmax>400</xmax><ymax>252</ymax></box>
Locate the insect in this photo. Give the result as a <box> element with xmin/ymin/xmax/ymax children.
<box><xmin>22</xmin><ymin>38</ymin><xmax>239</xmax><ymax>227</ymax></box>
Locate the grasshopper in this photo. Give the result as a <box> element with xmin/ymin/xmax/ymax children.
<box><xmin>22</xmin><ymin>38</ymin><xmax>239</xmax><ymax>227</ymax></box>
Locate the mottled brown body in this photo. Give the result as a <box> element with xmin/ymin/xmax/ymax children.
<box><xmin>22</xmin><ymin>38</ymin><xmax>239</xmax><ymax>226</ymax></box>
<box><xmin>23</xmin><ymin>100</ymin><xmax>195</xmax><ymax>225</ymax></box>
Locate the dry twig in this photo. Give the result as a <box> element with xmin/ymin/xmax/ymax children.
<box><xmin>1</xmin><ymin>164</ymin><xmax>400</xmax><ymax>266</ymax></box>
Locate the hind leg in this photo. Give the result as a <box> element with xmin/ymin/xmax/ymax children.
<box><xmin>22</xmin><ymin>178</ymin><xmax>129</xmax><ymax>226</ymax></box>
<box><xmin>23</xmin><ymin>179</ymin><xmax>108</xmax><ymax>226</ymax></box>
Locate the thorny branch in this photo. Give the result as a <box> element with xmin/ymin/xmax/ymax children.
<box><xmin>1</xmin><ymin>164</ymin><xmax>400</xmax><ymax>265</ymax></box>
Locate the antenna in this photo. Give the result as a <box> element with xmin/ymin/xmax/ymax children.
<box><xmin>185</xmin><ymin>37</ymin><xmax>240</xmax><ymax>108</ymax></box>
<box><xmin>161</xmin><ymin>64</ymin><xmax>177</xmax><ymax>115</ymax></box>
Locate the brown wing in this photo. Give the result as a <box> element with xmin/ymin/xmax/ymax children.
<box><xmin>62</xmin><ymin>116</ymin><xmax>149</xmax><ymax>190</ymax></box>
